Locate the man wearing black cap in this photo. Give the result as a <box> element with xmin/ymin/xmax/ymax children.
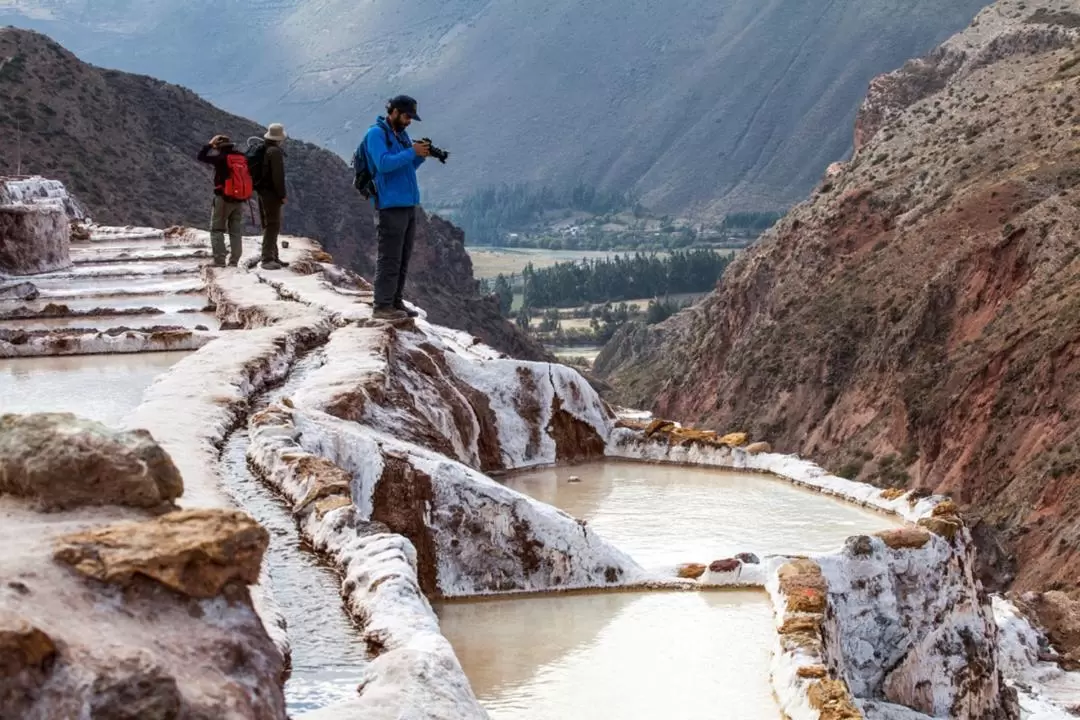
<box><xmin>358</xmin><ymin>94</ymin><xmax>431</xmax><ymax>321</ymax></box>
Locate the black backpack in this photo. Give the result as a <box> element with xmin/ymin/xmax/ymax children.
<box><xmin>352</xmin><ymin>126</ymin><xmax>394</xmax><ymax>199</ymax></box>
<box><xmin>245</xmin><ymin>138</ymin><xmax>269</xmax><ymax>190</ymax></box>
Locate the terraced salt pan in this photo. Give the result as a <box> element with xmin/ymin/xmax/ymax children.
<box><xmin>0</xmin><ymin>311</ymin><xmax>218</xmax><ymax>332</ymax></box>
<box><xmin>71</xmin><ymin>247</ymin><xmax>210</xmax><ymax>264</ymax></box>
<box><xmin>32</xmin><ymin>276</ymin><xmax>204</xmax><ymax>298</ymax></box>
<box><xmin>437</xmin><ymin>590</ymin><xmax>779</xmax><ymax>720</ymax></box>
<box><xmin>0</xmin><ymin>293</ymin><xmax>209</xmax><ymax>315</ymax></box>
<box><xmin>501</xmin><ymin>461</ymin><xmax>901</xmax><ymax>569</ymax></box>
<box><xmin>18</xmin><ymin>261</ymin><xmax>201</xmax><ymax>280</ymax></box>
<box><xmin>0</xmin><ymin>350</ymin><xmax>191</xmax><ymax>426</ymax></box>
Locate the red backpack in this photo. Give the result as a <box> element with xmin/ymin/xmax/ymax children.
<box><xmin>222</xmin><ymin>153</ymin><xmax>253</xmax><ymax>201</ymax></box>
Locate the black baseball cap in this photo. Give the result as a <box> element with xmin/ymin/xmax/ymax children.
<box><xmin>388</xmin><ymin>94</ymin><xmax>421</xmax><ymax>121</ymax></box>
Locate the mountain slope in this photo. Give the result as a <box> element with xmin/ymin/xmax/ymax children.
<box><xmin>0</xmin><ymin>28</ymin><xmax>546</xmax><ymax>360</ymax></box>
<box><xmin>598</xmin><ymin>0</ymin><xmax>1080</xmax><ymax>659</ymax></box>
<box><xmin>0</xmin><ymin>0</ymin><xmax>987</xmax><ymax>215</ymax></box>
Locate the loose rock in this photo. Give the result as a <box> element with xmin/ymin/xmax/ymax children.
<box><xmin>735</xmin><ymin>552</ymin><xmax>760</xmax><ymax>564</ymax></box>
<box><xmin>875</xmin><ymin>527</ymin><xmax>932</xmax><ymax>550</ymax></box>
<box><xmin>846</xmin><ymin>535</ymin><xmax>875</xmax><ymax>557</ymax></box>
<box><xmin>807</xmin><ymin>679</ymin><xmax>862</xmax><ymax>719</ymax></box>
<box><xmin>87</xmin><ymin>652</ymin><xmax>182</xmax><ymax>720</ymax></box>
<box><xmin>918</xmin><ymin>516</ymin><xmax>962</xmax><ymax>541</ymax></box>
<box><xmin>676</xmin><ymin>563</ymin><xmax>707</xmax><ymax>579</ymax></box>
<box><xmin>778</xmin><ymin>559</ymin><xmax>828</xmax><ymax>613</ymax></box>
<box><xmin>718</xmin><ymin>432</ymin><xmax>749</xmax><ymax>447</ymax></box>
<box><xmin>708</xmin><ymin>558</ymin><xmax>741</xmax><ymax>573</ymax></box>
<box><xmin>0</xmin><ymin>281</ymin><xmax>39</xmax><ymax>301</ymax></box>
<box><xmin>745</xmin><ymin>441</ymin><xmax>772</xmax><ymax>455</ymax></box>
<box><xmin>53</xmin><ymin>508</ymin><xmax>268</xmax><ymax>599</ymax></box>
<box><xmin>0</xmin><ymin>612</ymin><xmax>56</xmax><ymax>677</ymax></box>
<box><xmin>0</xmin><ymin>413</ymin><xmax>183</xmax><ymax>512</ymax></box>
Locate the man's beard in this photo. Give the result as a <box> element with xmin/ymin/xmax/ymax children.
<box><xmin>390</xmin><ymin>117</ymin><xmax>407</xmax><ymax>131</ymax></box>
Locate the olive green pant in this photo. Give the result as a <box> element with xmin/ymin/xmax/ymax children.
<box><xmin>210</xmin><ymin>195</ymin><xmax>245</xmax><ymax>264</ymax></box>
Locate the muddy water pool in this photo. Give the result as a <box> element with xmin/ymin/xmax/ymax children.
<box><xmin>501</xmin><ymin>460</ymin><xmax>902</xmax><ymax>568</ymax></box>
<box><xmin>432</xmin><ymin>460</ymin><xmax>902</xmax><ymax>719</ymax></box>
<box><xmin>437</xmin><ymin>590</ymin><xmax>779</xmax><ymax>720</ymax></box>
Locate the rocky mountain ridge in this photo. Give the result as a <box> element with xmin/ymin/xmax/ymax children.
<box><xmin>0</xmin><ymin>28</ymin><xmax>546</xmax><ymax>360</ymax></box>
<box><xmin>0</xmin><ymin>0</ymin><xmax>989</xmax><ymax>215</ymax></box>
<box><xmin>598</xmin><ymin>0</ymin><xmax>1080</xmax><ymax>661</ymax></box>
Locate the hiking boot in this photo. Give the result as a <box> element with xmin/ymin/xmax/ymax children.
<box><xmin>211</xmin><ymin>259</ymin><xmax>227</xmax><ymax>268</ymax></box>
<box><xmin>394</xmin><ymin>303</ymin><xmax>419</xmax><ymax>318</ymax></box>
<box><xmin>372</xmin><ymin>306</ymin><xmax>409</xmax><ymax>321</ymax></box>
<box><xmin>260</xmin><ymin>260</ymin><xmax>283</xmax><ymax>270</ymax></box>
<box><xmin>227</xmin><ymin>257</ymin><xmax>240</xmax><ymax>267</ymax></box>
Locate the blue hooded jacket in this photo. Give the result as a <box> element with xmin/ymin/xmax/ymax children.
<box><xmin>359</xmin><ymin>116</ymin><xmax>425</xmax><ymax>209</ymax></box>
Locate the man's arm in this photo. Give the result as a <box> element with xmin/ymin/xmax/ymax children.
<box><xmin>266</xmin><ymin>146</ymin><xmax>287</xmax><ymax>199</ymax></box>
<box><xmin>366</xmin><ymin>130</ymin><xmax>418</xmax><ymax>174</ymax></box>
<box><xmin>196</xmin><ymin>144</ymin><xmax>217</xmax><ymax>164</ymax></box>
<box><xmin>412</xmin><ymin>154</ymin><xmax>426</xmax><ymax>169</ymax></box>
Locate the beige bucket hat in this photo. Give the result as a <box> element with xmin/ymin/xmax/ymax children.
<box><xmin>264</xmin><ymin>123</ymin><xmax>287</xmax><ymax>142</ymax></box>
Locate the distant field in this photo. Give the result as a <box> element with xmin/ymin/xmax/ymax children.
<box><xmin>468</xmin><ymin>248</ymin><xmax>647</xmax><ymax>279</ymax></box>
<box><xmin>548</xmin><ymin>345</ymin><xmax>605</xmax><ymax>365</ymax></box>
<box><xmin>527</xmin><ymin>292</ymin><xmax>707</xmax><ymax>323</ymax></box>
<box><xmin>467</xmin><ymin>247</ymin><xmax>739</xmax><ymax>279</ymax></box>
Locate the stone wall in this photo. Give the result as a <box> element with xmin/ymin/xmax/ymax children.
<box><xmin>0</xmin><ymin>203</ymin><xmax>69</xmax><ymax>276</ymax></box>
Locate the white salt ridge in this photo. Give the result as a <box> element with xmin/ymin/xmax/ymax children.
<box><xmin>0</xmin><ymin>330</ymin><xmax>216</xmax><ymax>358</ymax></box>
<box><xmin>259</xmin><ymin>407</ymin><xmax>647</xmax><ymax>596</ymax></box>
<box><xmin>994</xmin><ymin>596</ymin><xmax>1080</xmax><ymax>719</ymax></box>
<box><xmin>291</xmin><ymin>529</ymin><xmax>488</xmax><ymax>720</ymax></box>
<box><xmin>0</xmin><ymin>175</ymin><xmax>87</xmax><ymax>218</ymax></box>
<box><xmin>32</xmin><ymin>277</ymin><xmax>204</xmax><ymax>298</ymax></box>
<box><xmin>25</xmin><ymin>262</ymin><xmax>201</xmax><ymax>279</ymax></box>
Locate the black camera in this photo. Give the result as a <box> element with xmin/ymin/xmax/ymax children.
<box><xmin>420</xmin><ymin>138</ymin><xmax>450</xmax><ymax>164</ymax></box>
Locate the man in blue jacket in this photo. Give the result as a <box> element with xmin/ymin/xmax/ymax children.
<box><xmin>361</xmin><ymin>95</ymin><xmax>431</xmax><ymax>321</ymax></box>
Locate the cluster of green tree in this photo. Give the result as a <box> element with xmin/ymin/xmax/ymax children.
<box><xmin>518</xmin><ymin>249</ymin><xmax>729</xmax><ymax>308</ymax></box>
<box><xmin>455</xmin><ymin>182</ymin><xmax>641</xmax><ymax>245</ymax></box>
<box><xmin>721</xmin><ymin>211</ymin><xmax>783</xmax><ymax>232</ymax></box>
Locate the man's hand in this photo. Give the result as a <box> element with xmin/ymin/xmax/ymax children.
<box><xmin>412</xmin><ymin>141</ymin><xmax>431</xmax><ymax>158</ymax></box>
<box><xmin>209</xmin><ymin>135</ymin><xmax>227</xmax><ymax>147</ymax></box>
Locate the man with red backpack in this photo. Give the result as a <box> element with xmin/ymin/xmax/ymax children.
<box><xmin>197</xmin><ymin>134</ymin><xmax>253</xmax><ymax>267</ymax></box>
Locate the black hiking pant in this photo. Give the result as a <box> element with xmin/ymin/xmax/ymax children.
<box><xmin>373</xmin><ymin>206</ymin><xmax>417</xmax><ymax>309</ymax></box>
<box><xmin>258</xmin><ymin>191</ymin><xmax>283</xmax><ymax>263</ymax></box>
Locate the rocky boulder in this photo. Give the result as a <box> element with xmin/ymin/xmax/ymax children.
<box><xmin>0</xmin><ymin>612</ymin><xmax>56</xmax><ymax>714</ymax></box>
<box><xmin>0</xmin><ymin>281</ymin><xmax>38</xmax><ymax>301</ymax></box>
<box><xmin>53</xmin><ymin>509</ymin><xmax>268</xmax><ymax>599</ymax></box>
<box><xmin>676</xmin><ymin>563</ymin><xmax>707</xmax><ymax>579</ymax></box>
<box><xmin>0</xmin><ymin>413</ymin><xmax>183</xmax><ymax>512</ymax></box>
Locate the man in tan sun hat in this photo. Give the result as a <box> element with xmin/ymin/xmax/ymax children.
<box><xmin>252</xmin><ymin>123</ymin><xmax>289</xmax><ymax>269</ymax></box>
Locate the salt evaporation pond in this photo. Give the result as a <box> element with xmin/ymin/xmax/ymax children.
<box><xmin>500</xmin><ymin>460</ymin><xmax>901</xmax><ymax>567</ymax></box>
<box><xmin>436</xmin><ymin>461</ymin><xmax>902</xmax><ymax>719</ymax></box>
<box><xmin>438</xmin><ymin>590</ymin><xmax>778</xmax><ymax>720</ymax></box>
<box><xmin>0</xmin><ymin>351</ymin><xmax>191</xmax><ymax>426</ymax></box>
